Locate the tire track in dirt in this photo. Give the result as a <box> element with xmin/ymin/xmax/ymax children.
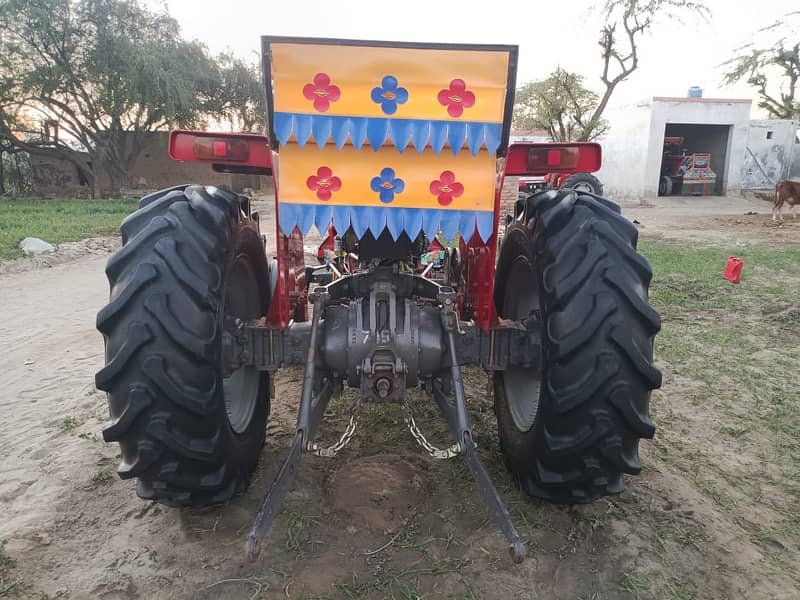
<box><xmin>0</xmin><ymin>256</ymin><xmax>110</xmax><ymax>541</ymax></box>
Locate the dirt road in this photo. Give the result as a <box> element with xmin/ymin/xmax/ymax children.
<box><xmin>0</xmin><ymin>197</ymin><xmax>798</xmax><ymax>599</ymax></box>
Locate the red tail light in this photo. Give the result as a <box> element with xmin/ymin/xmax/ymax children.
<box><xmin>192</xmin><ymin>137</ymin><xmax>250</xmax><ymax>161</ymax></box>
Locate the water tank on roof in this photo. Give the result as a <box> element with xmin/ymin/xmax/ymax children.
<box><xmin>688</xmin><ymin>86</ymin><xmax>703</xmax><ymax>98</ymax></box>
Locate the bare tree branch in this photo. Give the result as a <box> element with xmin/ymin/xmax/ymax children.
<box><xmin>721</xmin><ymin>13</ymin><xmax>799</xmax><ymax>119</ymax></box>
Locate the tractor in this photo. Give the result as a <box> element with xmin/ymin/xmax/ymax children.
<box><xmin>95</xmin><ymin>37</ymin><xmax>661</xmax><ymax>563</ymax></box>
<box><xmin>518</xmin><ymin>170</ymin><xmax>604</xmax><ymax>197</ymax></box>
<box><xmin>658</xmin><ymin>136</ymin><xmax>717</xmax><ymax>196</ymax></box>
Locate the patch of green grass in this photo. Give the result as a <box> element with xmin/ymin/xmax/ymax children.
<box><xmin>754</xmin><ymin>510</ymin><xmax>800</xmax><ymax>544</ymax></box>
<box><xmin>663</xmin><ymin>581</ymin><xmax>697</xmax><ymax>600</ymax></box>
<box><xmin>640</xmin><ymin>241</ymin><xmax>800</xmax><ymax>316</ymax></box>
<box><xmin>0</xmin><ymin>197</ymin><xmax>137</xmax><ymax>260</ymax></box>
<box><xmin>619</xmin><ymin>568</ymin><xmax>696</xmax><ymax>600</ymax></box>
<box><xmin>334</xmin><ymin>558</ymin><xmax>470</xmax><ymax>599</ymax></box>
<box><xmin>0</xmin><ymin>539</ymin><xmax>19</xmax><ymax>598</ymax></box>
<box><xmin>642</xmin><ymin>503</ymin><xmax>708</xmax><ymax>555</ymax></box>
<box><xmin>620</xmin><ymin>568</ymin><xmax>655</xmax><ymax>599</ymax></box>
<box><xmin>0</xmin><ymin>540</ymin><xmax>15</xmax><ymax>570</ymax></box>
<box><xmin>692</xmin><ymin>469</ymin><xmax>737</xmax><ymax>510</ymax></box>
<box><xmin>59</xmin><ymin>416</ymin><xmax>81</xmax><ymax>433</ymax></box>
<box><xmin>392</xmin><ymin>522</ymin><xmax>420</xmax><ymax>550</ymax></box>
<box><xmin>285</xmin><ymin>511</ymin><xmax>320</xmax><ymax>558</ymax></box>
<box><xmin>92</xmin><ymin>468</ymin><xmax>112</xmax><ymax>482</ymax></box>
<box><xmin>642</xmin><ymin>240</ymin><xmax>800</xmax><ymax>463</ymax></box>
<box><xmin>0</xmin><ymin>577</ymin><xmax>21</xmax><ymax>597</ymax></box>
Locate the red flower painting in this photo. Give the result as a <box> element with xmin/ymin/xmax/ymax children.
<box><xmin>437</xmin><ymin>79</ymin><xmax>475</xmax><ymax>118</ymax></box>
<box><xmin>430</xmin><ymin>170</ymin><xmax>464</xmax><ymax>206</ymax></box>
<box><xmin>302</xmin><ymin>73</ymin><xmax>341</xmax><ymax>112</ymax></box>
<box><xmin>306</xmin><ymin>166</ymin><xmax>342</xmax><ymax>201</ymax></box>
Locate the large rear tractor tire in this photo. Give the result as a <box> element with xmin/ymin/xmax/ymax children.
<box><xmin>493</xmin><ymin>189</ymin><xmax>661</xmax><ymax>503</ymax></box>
<box><xmin>95</xmin><ymin>185</ymin><xmax>271</xmax><ymax>507</ymax></box>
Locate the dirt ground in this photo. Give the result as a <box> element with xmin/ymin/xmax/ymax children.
<box><xmin>623</xmin><ymin>194</ymin><xmax>800</xmax><ymax>247</ymax></box>
<box><xmin>0</xmin><ymin>195</ymin><xmax>798</xmax><ymax>599</ymax></box>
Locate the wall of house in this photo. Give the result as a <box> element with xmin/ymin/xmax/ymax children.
<box><xmin>94</xmin><ymin>132</ymin><xmax>274</xmax><ymax>196</ymax></box>
<box><xmin>30</xmin><ymin>132</ymin><xmax>275</xmax><ymax>198</ymax></box>
<box><xmin>509</xmin><ymin>132</ymin><xmax>551</xmax><ymax>143</ymax></box>
<box><xmin>30</xmin><ymin>154</ymin><xmax>91</xmax><ymax>198</ymax></box>
<box><xmin>791</xmin><ymin>140</ymin><xmax>800</xmax><ymax>181</ymax></box>
<box><xmin>593</xmin><ymin>99</ymin><xmax>653</xmax><ymax>202</ymax></box>
<box><xmin>742</xmin><ymin>120</ymin><xmax>798</xmax><ymax>188</ymax></box>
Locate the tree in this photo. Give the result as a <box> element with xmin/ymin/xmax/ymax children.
<box><xmin>512</xmin><ymin>1</ymin><xmax>709</xmax><ymax>141</ymax></box>
<box><xmin>512</xmin><ymin>68</ymin><xmax>608</xmax><ymax>141</ymax></box>
<box><xmin>587</xmin><ymin>0</ymin><xmax>711</xmax><ymax>137</ymax></box>
<box><xmin>0</xmin><ymin>0</ymin><xmax>264</xmax><ymax>197</ymax></box>
<box><xmin>722</xmin><ymin>12</ymin><xmax>800</xmax><ymax>120</ymax></box>
<box><xmin>213</xmin><ymin>53</ymin><xmax>267</xmax><ymax>133</ymax></box>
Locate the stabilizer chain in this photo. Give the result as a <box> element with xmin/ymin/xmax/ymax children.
<box><xmin>402</xmin><ymin>400</ymin><xmax>461</xmax><ymax>460</ymax></box>
<box><xmin>309</xmin><ymin>399</ymin><xmax>361</xmax><ymax>457</ymax></box>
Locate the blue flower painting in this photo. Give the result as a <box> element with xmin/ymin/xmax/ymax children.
<box><xmin>370</xmin><ymin>167</ymin><xmax>405</xmax><ymax>203</ymax></box>
<box><xmin>370</xmin><ymin>76</ymin><xmax>409</xmax><ymax>115</ymax></box>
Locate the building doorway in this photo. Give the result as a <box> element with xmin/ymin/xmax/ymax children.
<box><xmin>659</xmin><ymin>124</ymin><xmax>732</xmax><ymax>196</ymax></box>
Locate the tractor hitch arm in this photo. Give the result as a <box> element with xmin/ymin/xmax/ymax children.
<box><xmin>244</xmin><ymin>287</ymin><xmax>333</xmax><ymax>562</ymax></box>
<box><xmin>444</xmin><ymin>335</ymin><xmax>527</xmax><ymax>563</ymax></box>
<box><xmin>436</xmin><ymin>291</ymin><xmax>527</xmax><ymax>562</ymax></box>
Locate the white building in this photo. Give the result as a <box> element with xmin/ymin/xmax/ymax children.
<box><xmin>593</xmin><ymin>96</ymin><xmax>799</xmax><ymax>201</ymax></box>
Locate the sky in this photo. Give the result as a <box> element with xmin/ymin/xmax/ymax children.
<box><xmin>149</xmin><ymin>0</ymin><xmax>793</xmax><ymax>116</ymax></box>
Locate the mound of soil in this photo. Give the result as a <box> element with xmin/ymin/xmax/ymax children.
<box><xmin>326</xmin><ymin>454</ymin><xmax>426</xmax><ymax>534</ymax></box>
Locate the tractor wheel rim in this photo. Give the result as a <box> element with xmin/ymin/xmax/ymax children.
<box><xmin>222</xmin><ymin>255</ymin><xmax>260</xmax><ymax>435</ymax></box>
<box><xmin>572</xmin><ymin>182</ymin><xmax>595</xmax><ymax>193</ymax></box>
<box><xmin>502</xmin><ymin>255</ymin><xmax>543</xmax><ymax>432</ymax></box>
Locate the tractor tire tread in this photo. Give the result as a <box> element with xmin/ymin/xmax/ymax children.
<box><xmin>97</xmin><ymin>184</ymin><xmax>268</xmax><ymax>507</ymax></box>
<box><xmin>494</xmin><ymin>190</ymin><xmax>661</xmax><ymax>504</ymax></box>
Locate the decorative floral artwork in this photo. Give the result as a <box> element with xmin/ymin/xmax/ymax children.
<box><xmin>437</xmin><ymin>79</ymin><xmax>475</xmax><ymax>118</ymax></box>
<box><xmin>370</xmin><ymin>76</ymin><xmax>409</xmax><ymax>115</ymax></box>
<box><xmin>370</xmin><ymin>167</ymin><xmax>405</xmax><ymax>203</ymax></box>
<box><xmin>302</xmin><ymin>73</ymin><xmax>341</xmax><ymax>112</ymax></box>
<box><xmin>430</xmin><ymin>170</ymin><xmax>464</xmax><ymax>206</ymax></box>
<box><xmin>269</xmin><ymin>40</ymin><xmax>508</xmax><ymax>245</ymax></box>
<box><xmin>306</xmin><ymin>166</ymin><xmax>342</xmax><ymax>200</ymax></box>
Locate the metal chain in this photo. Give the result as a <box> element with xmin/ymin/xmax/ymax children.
<box><xmin>402</xmin><ymin>400</ymin><xmax>461</xmax><ymax>460</ymax></box>
<box><xmin>311</xmin><ymin>398</ymin><xmax>462</xmax><ymax>460</ymax></box>
<box><xmin>310</xmin><ymin>400</ymin><xmax>361</xmax><ymax>457</ymax></box>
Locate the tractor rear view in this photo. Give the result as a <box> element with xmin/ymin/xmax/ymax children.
<box><xmin>95</xmin><ymin>37</ymin><xmax>661</xmax><ymax>562</ymax></box>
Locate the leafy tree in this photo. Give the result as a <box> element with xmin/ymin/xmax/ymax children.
<box><xmin>0</xmin><ymin>0</ymin><xmax>264</xmax><ymax>197</ymax></box>
<box><xmin>512</xmin><ymin>68</ymin><xmax>608</xmax><ymax>141</ymax></box>
<box><xmin>214</xmin><ymin>53</ymin><xmax>267</xmax><ymax>133</ymax></box>
<box><xmin>722</xmin><ymin>12</ymin><xmax>800</xmax><ymax>120</ymax></box>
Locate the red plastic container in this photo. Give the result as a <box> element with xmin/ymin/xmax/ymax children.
<box><xmin>724</xmin><ymin>256</ymin><xmax>744</xmax><ymax>284</ymax></box>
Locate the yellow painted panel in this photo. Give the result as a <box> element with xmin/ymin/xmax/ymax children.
<box><xmin>270</xmin><ymin>42</ymin><xmax>510</xmax><ymax>122</ymax></box>
<box><xmin>278</xmin><ymin>143</ymin><xmax>495</xmax><ymax>211</ymax></box>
